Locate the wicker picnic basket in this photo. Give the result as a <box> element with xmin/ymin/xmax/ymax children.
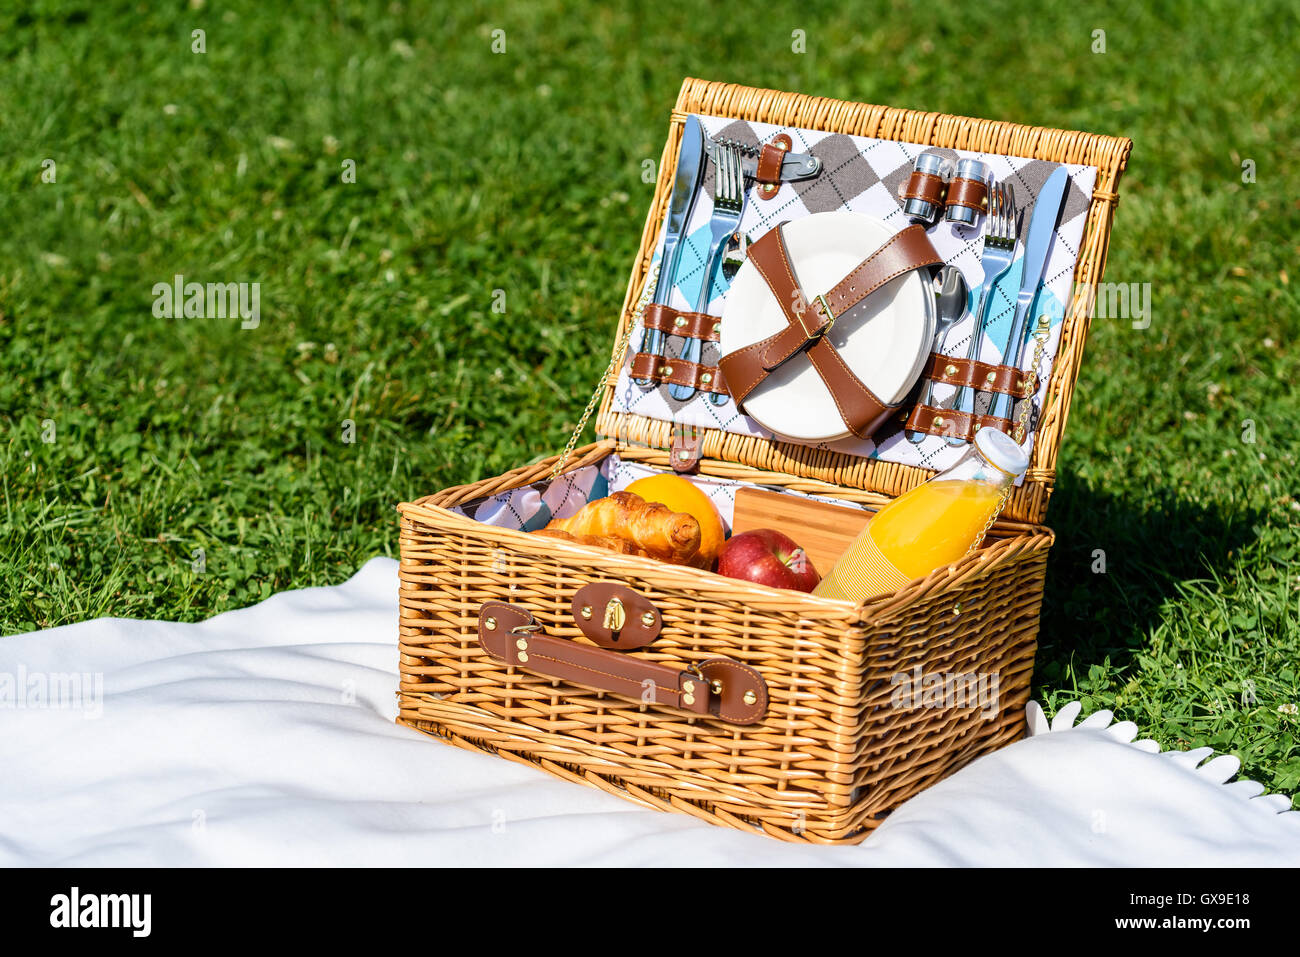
<box><xmin>397</xmin><ymin>78</ymin><xmax>1131</xmax><ymax>843</ymax></box>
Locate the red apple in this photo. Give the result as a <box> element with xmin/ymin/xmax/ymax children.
<box><xmin>716</xmin><ymin>529</ymin><xmax>820</xmax><ymax>592</ymax></box>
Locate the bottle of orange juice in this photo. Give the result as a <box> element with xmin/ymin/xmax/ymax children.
<box><xmin>813</xmin><ymin>429</ymin><xmax>1029</xmax><ymax>601</ymax></box>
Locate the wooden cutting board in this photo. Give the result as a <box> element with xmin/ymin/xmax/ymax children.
<box><xmin>730</xmin><ymin>488</ymin><xmax>874</xmax><ymax>579</ymax></box>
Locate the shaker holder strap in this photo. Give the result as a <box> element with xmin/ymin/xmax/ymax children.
<box><xmin>477</xmin><ymin>602</ymin><xmax>768</xmax><ymax>725</ymax></box>
<box><xmin>920</xmin><ymin>353</ymin><xmax>1037</xmax><ymax>397</ymax></box>
<box><xmin>901</xmin><ymin>170</ymin><xmax>947</xmax><ymax>206</ymax></box>
<box><xmin>903</xmin><ymin>405</ymin><xmax>1013</xmax><ymax>443</ymax></box>
<box><xmin>946</xmin><ymin>175</ymin><xmax>989</xmax><ymax>212</ymax></box>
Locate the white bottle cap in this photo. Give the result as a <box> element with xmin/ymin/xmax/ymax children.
<box><xmin>974</xmin><ymin>428</ymin><xmax>1029</xmax><ymax>478</ymax></box>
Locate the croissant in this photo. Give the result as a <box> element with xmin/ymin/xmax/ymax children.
<box><xmin>543</xmin><ymin>491</ymin><xmax>701</xmax><ymax>566</ymax></box>
<box><xmin>531</xmin><ymin>527</ymin><xmax>644</xmax><ymax>556</ymax></box>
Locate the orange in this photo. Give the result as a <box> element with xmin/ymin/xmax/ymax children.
<box><xmin>625</xmin><ymin>474</ymin><xmax>726</xmax><ymax>569</ymax></box>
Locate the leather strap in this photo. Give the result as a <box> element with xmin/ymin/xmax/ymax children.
<box><xmin>718</xmin><ymin>224</ymin><xmax>941</xmax><ymax>439</ymax></box>
<box><xmin>477</xmin><ymin>602</ymin><xmax>767</xmax><ymax>725</ymax></box>
<box><xmin>946</xmin><ymin>175</ymin><xmax>989</xmax><ymax>212</ymax></box>
<box><xmin>642</xmin><ymin>303</ymin><xmax>721</xmax><ymax>342</ymax></box>
<box><xmin>921</xmin><ymin>353</ymin><xmax>1036</xmax><ymax>397</ymax></box>
<box><xmin>630</xmin><ymin>352</ymin><xmax>729</xmax><ymax>395</ymax></box>
<box><xmin>755</xmin><ymin>134</ymin><xmax>792</xmax><ymax>198</ymax></box>
<box><xmin>903</xmin><ymin>405</ymin><xmax>1013</xmax><ymax>443</ymax></box>
<box><xmin>902</xmin><ymin>170</ymin><xmax>947</xmax><ymax>206</ymax></box>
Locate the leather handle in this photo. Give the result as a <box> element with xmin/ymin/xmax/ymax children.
<box><xmin>477</xmin><ymin>602</ymin><xmax>768</xmax><ymax>725</ymax></box>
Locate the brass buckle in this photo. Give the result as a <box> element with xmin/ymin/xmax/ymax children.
<box><xmin>796</xmin><ymin>294</ymin><xmax>835</xmax><ymax>345</ymax></box>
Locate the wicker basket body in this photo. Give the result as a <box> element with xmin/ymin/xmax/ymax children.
<box><xmin>396</xmin><ymin>80</ymin><xmax>1130</xmax><ymax>844</ymax></box>
<box><xmin>400</xmin><ymin>442</ymin><xmax>1052</xmax><ymax>842</ymax></box>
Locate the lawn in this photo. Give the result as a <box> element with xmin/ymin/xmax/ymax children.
<box><xmin>1</xmin><ymin>0</ymin><xmax>1297</xmax><ymax>800</ymax></box>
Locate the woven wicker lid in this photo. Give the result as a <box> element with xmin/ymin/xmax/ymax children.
<box><xmin>595</xmin><ymin>78</ymin><xmax>1131</xmax><ymax>526</ymax></box>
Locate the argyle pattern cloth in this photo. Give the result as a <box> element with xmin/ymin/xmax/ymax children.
<box><xmin>448</xmin><ymin>455</ymin><xmax>869</xmax><ymax>534</ymax></box>
<box><xmin>449</xmin><ymin>460</ymin><xmax>613</xmax><ymax>531</ymax></box>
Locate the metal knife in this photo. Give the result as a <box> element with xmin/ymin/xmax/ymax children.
<box><xmin>986</xmin><ymin>167</ymin><xmax>1070</xmax><ymax>425</ymax></box>
<box><xmin>704</xmin><ymin>134</ymin><xmax>821</xmax><ymax>183</ymax></box>
<box><xmin>633</xmin><ymin>115</ymin><xmax>708</xmax><ymax>386</ymax></box>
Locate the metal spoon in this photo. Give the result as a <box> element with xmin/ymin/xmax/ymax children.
<box><xmin>905</xmin><ymin>266</ymin><xmax>969</xmax><ymax>444</ymax></box>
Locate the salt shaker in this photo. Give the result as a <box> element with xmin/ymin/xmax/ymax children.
<box><xmin>944</xmin><ymin>159</ymin><xmax>991</xmax><ymax>226</ymax></box>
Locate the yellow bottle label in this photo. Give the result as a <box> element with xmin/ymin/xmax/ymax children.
<box><xmin>813</xmin><ymin>529</ymin><xmax>913</xmax><ymax>602</ymax></box>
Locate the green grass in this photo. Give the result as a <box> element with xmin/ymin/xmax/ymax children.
<box><xmin>1</xmin><ymin>1</ymin><xmax>1297</xmax><ymax>800</ymax></box>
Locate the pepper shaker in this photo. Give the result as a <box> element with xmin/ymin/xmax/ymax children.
<box><xmin>901</xmin><ymin>153</ymin><xmax>952</xmax><ymax>227</ymax></box>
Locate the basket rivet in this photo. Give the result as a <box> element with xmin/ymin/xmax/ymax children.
<box><xmin>682</xmin><ymin>692</ymin><xmax>695</xmax><ymax>706</ymax></box>
<box><xmin>985</xmin><ymin>372</ymin><xmax>997</xmax><ymax>384</ymax></box>
<box><xmin>743</xmin><ymin>690</ymin><xmax>757</xmax><ymax>705</ymax></box>
<box><xmin>710</xmin><ymin>679</ymin><xmax>724</xmax><ymax>695</ymax></box>
<box><xmin>640</xmin><ymin>611</ymin><xmax>656</xmax><ymax>626</ymax></box>
<box><xmin>484</xmin><ymin>616</ymin><xmax>497</xmax><ymax>631</ymax></box>
<box><xmin>674</xmin><ymin>315</ymin><xmax>687</xmax><ymax>328</ymax></box>
<box><xmin>580</xmin><ymin>604</ymin><xmax>593</xmax><ymax>620</ymax></box>
<box><xmin>700</xmin><ymin>373</ymin><xmax>712</xmax><ymax>385</ymax></box>
<box><xmin>933</xmin><ymin>416</ymin><xmax>946</xmax><ymax>427</ymax></box>
<box><xmin>517</xmin><ymin>651</ymin><xmax>529</xmax><ymax>663</ymax></box>
<box><xmin>663</xmin><ymin>366</ymin><xmax>674</xmax><ymax>376</ymax></box>
<box><xmin>683</xmin><ymin>680</ymin><xmax>695</xmax><ymax>694</ymax></box>
<box><xmin>712</xmin><ymin>323</ymin><xmax>720</xmax><ymax>335</ymax></box>
<box><xmin>516</xmin><ymin>638</ymin><xmax>529</xmax><ymax>650</ymax></box>
<box><xmin>676</xmin><ymin>449</ymin><xmax>691</xmax><ymax>462</ymax></box>
<box><xmin>944</xmin><ymin>364</ymin><xmax>957</xmax><ymax>377</ymax></box>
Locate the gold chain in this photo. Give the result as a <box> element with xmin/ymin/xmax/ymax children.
<box><xmin>965</xmin><ymin>315</ymin><xmax>1051</xmax><ymax>556</ymax></box>
<box><xmin>1013</xmin><ymin>316</ymin><xmax>1050</xmax><ymax>444</ymax></box>
<box><xmin>549</xmin><ymin>262</ymin><xmax>660</xmax><ymax>480</ymax></box>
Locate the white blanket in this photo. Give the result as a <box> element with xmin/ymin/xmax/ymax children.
<box><xmin>2</xmin><ymin>558</ymin><xmax>1296</xmax><ymax>867</ymax></box>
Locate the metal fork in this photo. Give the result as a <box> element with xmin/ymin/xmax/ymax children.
<box><xmin>945</xmin><ymin>181</ymin><xmax>1019</xmax><ymax>445</ymax></box>
<box><xmin>668</xmin><ymin>143</ymin><xmax>745</xmax><ymax>403</ymax></box>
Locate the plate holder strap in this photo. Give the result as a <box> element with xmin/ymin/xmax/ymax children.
<box><xmin>717</xmin><ymin>223</ymin><xmax>942</xmax><ymax>439</ymax></box>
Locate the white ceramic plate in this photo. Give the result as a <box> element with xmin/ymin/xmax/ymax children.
<box><xmin>719</xmin><ymin>211</ymin><xmax>935</xmax><ymax>443</ymax></box>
